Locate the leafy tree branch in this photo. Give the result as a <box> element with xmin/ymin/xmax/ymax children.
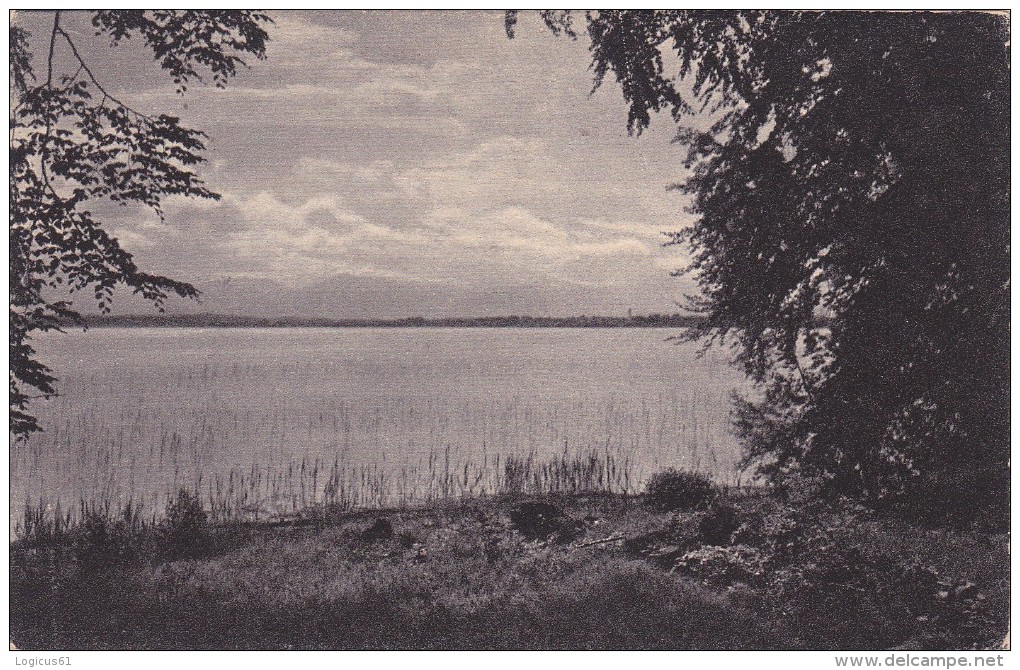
<box><xmin>10</xmin><ymin>10</ymin><xmax>271</xmax><ymax>437</ymax></box>
<box><xmin>517</xmin><ymin>10</ymin><xmax>1009</xmax><ymax>526</ymax></box>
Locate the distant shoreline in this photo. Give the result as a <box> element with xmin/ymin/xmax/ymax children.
<box><xmin>69</xmin><ymin>314</ymin><xmax>707</xmax><ymax>329</ymax></box>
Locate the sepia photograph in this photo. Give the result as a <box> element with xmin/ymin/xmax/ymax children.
<box><xmin>8</xmin><ymin>8</ymin><xmax>1011</xmax><ymax>656</ymax></box>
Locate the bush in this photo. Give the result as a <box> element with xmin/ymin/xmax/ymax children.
<box><xmin>71</xmin><ymin>503</ymin><xmax>142</xmax><ymax>575</ymax></box>
<box><xmin>705</xmin><ymin>494</ymin><xmax>995</xmax><ymax>649</ymax></box>
<box><xmin>699</xmin><ymin>500</ymin><xmax>741</xmax><ymax>546</ymax></box>
<box><xmin>665</xmin><ymin>487</ymin><xmax>998</xmax><ymax>649</ymax></box>
<box><xmin>767</xmin><ymin>545</ymin><xmax>992</xmax><ymax>649</ymax></box>
<box><xmin>891</xmin><ymin>462</ymin><xmax>1010</xmax><ymax>533</ymax></box>
<box><xmin>732</xmin><ymin>480</ymin><xmax>867</xmax><ymax>563</ymax></box>
<box><xmin>644</xmin><ymin>469</ymin><xmax>717</xmax><ymax>512</ymax></box>
<box><xmin>156</xmin><ymin>489</ymin><xmax>209</xmax><ymax>561</ymax></box>
<box><xmin>508</xmin><ymin>501</ymin><xmax>578</xmax><ymax>542</ymax></box>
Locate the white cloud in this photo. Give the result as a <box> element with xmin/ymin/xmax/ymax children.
<box><xmin>128</xmin><ymin>186</ymin><xmax>664</xmax><ymax>289</ymax></box>
<box><xmin>81</xmin><ymin>11</ymin><xmax>701</xmax><ymax>316</ymax></box>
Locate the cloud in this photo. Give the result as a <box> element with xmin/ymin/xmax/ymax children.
<box><xmin>111</xmin><ymin>182</ymin><xmax>668</xmax><ymax>291</ymax></box>
<box><xmin>426</xmin><ymin>206</ymin><xmax>652</xmax><ymax>263</ymax></box>
<box><xmin>76</xmin><ymin>11</ymin><xmax>703</xmax><ymax>317</ymax></box>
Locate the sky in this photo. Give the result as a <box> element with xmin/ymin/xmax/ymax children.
<box><xmin>19</xmin><ymin>10</ymin><xmax>700</xmax><ymax>318</ymax></box>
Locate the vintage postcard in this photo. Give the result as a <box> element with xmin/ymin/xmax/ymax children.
<box><xmin>9</xmin><ymin>9</ymin><xmax>1010</xmax><ymax>659</ymax></box>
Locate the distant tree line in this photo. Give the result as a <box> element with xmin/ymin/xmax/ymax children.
<box><xmin>69</xmin><ymin>313</ymin><xmax>709</xmax><ymax>329</ymax></box>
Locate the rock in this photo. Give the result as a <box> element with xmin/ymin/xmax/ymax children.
<box><xmin>508</xmin><ymin>501</ymin><xmax>577</xmax><ymax>542</ymax></box>
<box><xmin>623</xmin><ymin>517</ymin><xmax>703</xmax><ymax>561</ymax></box>
<box><xmin>623</xmin><ymin>531</ymin><xmax>666</xmax><ymax>555</ymax></box>
<box><xmin>647</xmin><ymin>544</ymin><xmax>687</xmax><ymax>569</ymax></box>
<box><xmin>362</xmin><ymin>517</ymin><xmax>394</xmax><ymax>542</ymax></box>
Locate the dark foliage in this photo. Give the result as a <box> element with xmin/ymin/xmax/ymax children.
<box><xmin>362</xmin><ymin>517</ymin><xmax>395</xmax><ymax>542</ymax></box>
<box><xmin>519</xmin><ymin>11</ymin><xmax>1009</xmax><ymax>524</ymax></box>
<box><xmin>9</xmin><ymin>491</ymin><xmax>1006</xmax><ymax>649</ymax></box>
<box><xmin>508</xmin><ymin>501</ymin><xmax>578</xmax><ymax>541</ymax></box>
<box><xmin>643</xmin><ymin>468</ymin><xmax>717</xmax><ymax>511</ymax></box>
<box><xmin>71</xmin><ymin>502</ymin><xmax>143</xmax><ymax>576</ymax></box>
<box><xmin>752</xmin><ymin>501</ymin><xmax>996</xmax><ymax>650</ymax></box>
<box><xmin>888</xmin><ymin>461</ymin><xmax>1010</xmax><ymax>532</ymax></box>
<box><xmin>698</xmin><ymin>499</ymin><xmax>740</xmax><ymax>545</ymax></box>
<box><xmin>156</xmin><ymin>489</ymin><xmax>209</xmax><ymax>560</ymax></box>
<box><xmin>770</xmin><ymin>548</ymin><xmax>993</xmax><ymax>650</ymax></box>
<box><xmin>10</xmin><ymin>11</ymin><xmax>271</xmax><ymax>437</ymax></box>
<box><xmin>673</xmin><ymin>491</ymin><xmax>998</xmax><ymax>649</ymax></box>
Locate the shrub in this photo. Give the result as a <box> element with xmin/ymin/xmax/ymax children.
<box><xmin>156</xmin><ymin>489</ymin><xmax>209</xmax><ymax>561</ymax></box>
<box><xmin>891</xmin><ymin>462</ymin><xmax>1010</xmax><ymax>533</ymax></box>
<box><xmin>688</xmin><ymin>492</ymin><xmax>996</xmax><ymax>648</ymax></box>
<box><xmin>767</xmin><ymin>545</ymin><xmax>993</xmax><ymax>649</ymax></box>
<box><xmin>643</xmin><ymin>469</ymin><xmax>717</xmax><ymax>512</ymax></box>
<box><xmin>508</xmin><ymin>501</ymin><xmax>578</xmax><ymax>542</ymax></box>
<box><xmin>71</xmin><ymin>502</ymin><xmax>143</xmax><ymax>576</ymax></box>
<box><xmin>732</xmin><ymin>481</ymin><xmax>867</xmax><ymax>563</ymax></box>
<box><xmin>362</xmin><ymin>518</ymin><xmax>394</xmax><ymax>542</ymax></box>
<box><xmin>698</xmin><ymin>500</ymin><xmax>741</xmax><ymax>546</ymax></box>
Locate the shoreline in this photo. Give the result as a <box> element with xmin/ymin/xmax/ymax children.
<box><xmin>63</xmin><ymin>314</ymin><xmax>708</xmax><ymax>330</ymax></box>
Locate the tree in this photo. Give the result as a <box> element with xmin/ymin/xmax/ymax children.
<box><xmin>10</xmin><ymin>10</ymin><xmax>271</xmax><ymax>436</ymax></box>
<box><xmin>514</xmin><ymin>11</ymin><xmax>1009</xmax><ymax>524</ymax></box>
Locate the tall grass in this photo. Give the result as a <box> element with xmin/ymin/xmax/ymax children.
<box><xmin>14</xmin><ymin>444</ymin><xmax>638</xmax><ymax>540</ymax></box>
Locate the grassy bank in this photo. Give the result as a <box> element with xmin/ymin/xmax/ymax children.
<box><xmin>11</xmin><ymin>490</ymin><xmax>1009</xmax><ymax>650</ymax></box>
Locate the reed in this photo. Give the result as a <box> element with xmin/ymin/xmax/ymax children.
<box><xmin>14</xmin><ymin>442</ymin><xmax>641</xmax><ymax>540</ymax></box>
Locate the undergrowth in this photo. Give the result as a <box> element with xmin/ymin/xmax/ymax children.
<box><xmin>10</xmin><ymin>478</ymin><xmax>1008</xmax><ymax>651</ymax></box>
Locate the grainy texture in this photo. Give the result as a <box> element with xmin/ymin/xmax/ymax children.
<box><xmin>10</xmin><ymin>10</ymin><xmax>1010</xmax><ymax>652</ymax></box>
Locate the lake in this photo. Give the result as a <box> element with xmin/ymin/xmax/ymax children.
<box><xmin>11</xmin><ymin>327</ymin><xmax>748</xmax><ymax>525</ymax></box>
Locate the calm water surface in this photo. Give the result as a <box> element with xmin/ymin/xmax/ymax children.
<box><xmin>12</xmin><ymin>327</ymin><xmax>748</xmax><ymax>522</ymax></box>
